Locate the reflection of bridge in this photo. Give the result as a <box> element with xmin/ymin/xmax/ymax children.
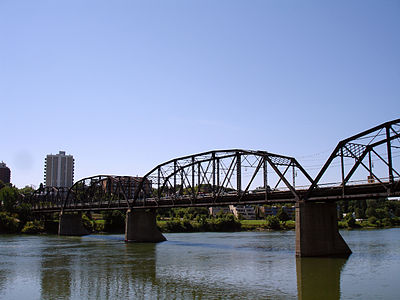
<box><xmin>26</xmin><ymin>119</ymin><xmax>400</xmax><ymax>257</ymax></box>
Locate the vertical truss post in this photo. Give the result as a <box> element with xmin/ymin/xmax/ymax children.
<box><xmin>292</xmin><ymin>163</ymin><xmax>296</xmax><ymax>189</ymax></box>
<box><xmin>173</xmin><ymin>160</ymin><xmax>177</xmax><ymax>195</ymax></box>
<box><xmin>263</xmin><ymin>158</ymin><xmax>268</xmax><ymax>201</ymax></box>
<box><xmin>236</xmin><ymin>152</ymin><xmax>241</xmax><ymax>196</ymax></box>
<box><xmin>368</xmin><ymin>152</ymin><xmax>373</xmax><ymax>179</ymax></box>
<box><xmin>212</xmin><ymin>153</ymin><xmax>216</xmax><ymax>197</ymax></box>
<box><xmin>180</xmin><ymin>170</ymin><xmax>184</xmax><ymax>196</ymax></box>
<box><xmin>157</xmin><ymin>168</ymin><xmax>161</xmax><ymax>199</ymax></box>
<box><xmin>192</xmin><ymin>157</ymin><xmax>195</xmax><ymax>194</ymax></box>
<box><xmin>216</xmin><ymin>158</ymin><xmax>220</xmax><ymax>192</ymax></box>
<box><xmin>340</xmin><ymin>148</ymin><xmax>345</xmax><ymax>197</ymax></box>
<box><xmin>198</xmin><ymin>162</ymin><xmax>201</xmax><ymax>191</ymax></box>
<box><xmin>386</xmin><ymin>125</ymin><xmax>394</xmax><ymax>184</ymax></box>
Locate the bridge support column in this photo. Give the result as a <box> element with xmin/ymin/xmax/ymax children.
<box><xmin>125</xmin><ymin>209</ymin><xmax>166</xmax><ymax>243</ymax></box>
<box><xmin>58</xmin><ymin>212</ymin><xmax>89</xmax><ymax>236</ymax></box>
<box><xmin>295</xmin><ymin>202</ymin><xmax>351</xmax><ymax>257</ymax></box>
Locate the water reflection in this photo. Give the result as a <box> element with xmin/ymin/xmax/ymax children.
<box><xmin>40</xmin><ymin>251</ymin><xmax>72</xmax><ymax>299</ymax></box>
<box><xmin>296</xmin><ymin>257</ymin><xmax>348</xmax><ymax>300</ymax></box>
<box><xmin>39</xmin><ymin>236</ymin><xmax>158</xmax><ymax>299</ymax></box>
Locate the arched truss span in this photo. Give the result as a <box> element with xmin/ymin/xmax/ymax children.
<box><xmin>63</xmin><ymin>175</ymin><xmax>141</xmax><ymax>211</ymax></box>
<box><xmin>306</xmin><ymin>118</ymin><xmax>400</xmax><ymax>200</ymax></box>
<box><xmin>133</xmin><ymin>149</ymin><xmax>314</xmax><ymax>207</ymax></box>
<box><xmin>29</xmin><ymin>186</ymin><xmax>69</xmax><ymax>211</ymax></box>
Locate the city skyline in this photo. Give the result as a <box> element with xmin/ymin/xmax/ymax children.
<box><xmin>1</xmin><ymin>1</ymin><xmax>399</xmax><ymax>188</ymax></box>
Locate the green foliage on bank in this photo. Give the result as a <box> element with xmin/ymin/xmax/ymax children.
<box><xmin>0</xmin><ymin>185</ymin><xmax>34</xmax><ymax>233</ymax></box>
<box><xmin>0</xmin><ymin>212</ymin><xmax>20</xmax><ymax>233</ymax></box>
<box><xmin>158</xmin><ymin>213</ymin><xmax>241</xmax><ymax>233</ymax></box>
<box><xmin>337</xmin><ymin>198</ymin><xmax>400</xmax><ymax>229</ymax></box>
<box><xmin>21</xmin><ymin>220</ymin><xmax>45</xmax><ymax>234</ymax></box>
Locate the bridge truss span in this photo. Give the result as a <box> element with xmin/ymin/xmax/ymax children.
<box><xmin>132</xmin><ymin>149</ymin><xmax>314</xmax><ymax>208</ymax></box>
<box><xmin>306</xmin><ymin>118</ymin><xmax>400</xmax><ymax>200</ymax></box>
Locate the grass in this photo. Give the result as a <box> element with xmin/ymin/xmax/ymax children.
<box><xmin>240</xmin><ymin>220</ymin><xmax>265</xmax><ymax>225</ymax></box>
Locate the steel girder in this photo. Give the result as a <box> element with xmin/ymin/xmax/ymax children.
<box><xmin>305</xmin><ymin>118</ymin><xmax>400</xmax><ymax>200</ymax></box>
<box><xmin>132</xmin><ymin>149</ymin><xmax>314</xmax><ymax>207</ymax></box>
<box><xmin>28</xmin><ymin>175</ymin><xmax>141</xmax><ymax>212</ymax></box>
<box><xmin>62</xmin><ymin>175</ymin><xmax>141</xmax><ymax>211</ymax></box>
<box><xmin>28</xmin><ymin>186</ymin><xmax>69</xmax><ymax>211</ymax></box>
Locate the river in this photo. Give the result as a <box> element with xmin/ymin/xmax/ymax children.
<box><xmin>0</xmin><ymin>228</ymin><xmax>399</xmax><ymax>299</ymax></box>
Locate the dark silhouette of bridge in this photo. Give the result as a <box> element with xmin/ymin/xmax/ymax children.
<box><xmin>25</xmin><ymin>119</ymin><xmax>400</xmax><ymax>256</ymax></box>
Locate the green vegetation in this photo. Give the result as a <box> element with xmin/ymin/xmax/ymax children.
<box><xmin>0</xmin><ymin>185</ymin><xmax>34</xmax><ymax>233</ymax></box>
<box><xmin>21</xmin><ymin>220</ymin><xmax>45</xmax><ymax>234</ymax></box>
<box><xmin>337</xmin><ymin>198</ymin><xmax>400</xmax><ymax>229</ymax></box>
<box><xmin>158</xmin><ymin>214</ymin><xmax>241</xmax><ymax>233</ymax></box>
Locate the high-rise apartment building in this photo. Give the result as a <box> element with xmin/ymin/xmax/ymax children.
<box><xmin>0</xmin><ymin>161</ymin><xmax>11</xmax><ymax>184</ymax></box>
<box><xmin>44</xmin><ymin>151</ymin><xmax>74</xmax><ymax>187</ymax></box>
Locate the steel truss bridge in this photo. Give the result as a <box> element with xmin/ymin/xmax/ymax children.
<box><xmin>27</xmin><ymin>119</ymin><xmax>400</xmax><ymax>213</ymax></box>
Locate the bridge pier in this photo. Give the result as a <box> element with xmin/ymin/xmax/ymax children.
<box><xmin>125</xmin><ymin>209</ymin><xmax>166</xmax><ymax>243</ymax></box>
<box><xmin>58</xmin><ymin>212</ymin><xmax>89</xmax><ymax>236</ymax></box>
<box><xmin>295</xmin><ymin>202</ymin><xmax>351</xmax><ymax>257</ymax></box>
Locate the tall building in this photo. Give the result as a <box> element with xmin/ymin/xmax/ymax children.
<box><xmin>44</xmin><ymin>151</ymin><xmax>74</xmax><ymax>187</ymax></box>
<box><xmin>0</xmin><ymin>161</ymin><xmax>11</xmax><ymax>184</ymax></box>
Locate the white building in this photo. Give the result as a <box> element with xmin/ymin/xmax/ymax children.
<box><xmin>44</xmin><ymin>151</ymin><xmax>74</xmax><ymax>187</ymax></box>
<box><xmin>229</xmin><ymin>205</ymin><xmax>256</xmax><ymax>220</ymax></box>
<box><xmin>209</xmin><ymin>206</ymin><xmax>231</xmax><ymax>216</ymax></box>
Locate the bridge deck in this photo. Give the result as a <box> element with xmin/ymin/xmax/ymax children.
<box><xmin>32</xmin><ymin>181</ymin><xmax>400</xmax><ymax>213</ymax></box>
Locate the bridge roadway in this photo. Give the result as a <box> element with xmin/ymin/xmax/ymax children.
<box><xmin>33</xmin><ymin>180</ymin><xmax>400</xmax><ymax>213</ymax></box>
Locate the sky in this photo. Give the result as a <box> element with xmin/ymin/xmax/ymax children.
<box><xmin>1</xmin><ymin>0</ymin><xmax>399</xmax><ymax>188</ymax></box>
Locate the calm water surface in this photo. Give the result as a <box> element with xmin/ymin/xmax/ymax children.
<box><xmin>0</xmin><ymin>229</ymin><xmax>399</xmax><ymax>299</ymax></box>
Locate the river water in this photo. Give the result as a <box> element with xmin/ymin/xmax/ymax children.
<box><xmin>0</xmin><ymin>228</ymin><xmax>399</xmax><ymax>299</ymax></box>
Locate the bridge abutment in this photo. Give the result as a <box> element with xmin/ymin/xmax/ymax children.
<box><xmin>295</xmin><ymin>202</ymin><xmax>351</xmax><ymax>257</ymax></box>
<box><xmin>125</xmin><ymin>209</ymin><xmax>166</xmax><ymax>243</ymax></box>
<box><xmin>58</xmin><ymin>212</ymin><xmax>89</xmax><ymax>236</ymax></box>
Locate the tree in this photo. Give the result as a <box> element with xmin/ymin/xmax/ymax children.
<box><xmin>19</xmin><ymin>186</ymin><xmax>35</xmax><ymax>197</ymax></box>
<box><xmin>0</xmin><ymin>186</ymin><xmax>20</xmax><ymax>213</ymax></box>
<box><xmin>355</xmin><ymin>207</ymin><xmax>365</xmax><ymax>219</ymax></box>
<box><xmin>277</xmin><ymin>207</ymin><xmax>290</xmax><ymax>222</ymax></box>
<box><xmin>265</xmin><ymin>215</ymin><xmax>281</xmax><ymax>230</ymax></box>
<box><xmin>366</xmin><ymin>207</ymin><xmax>377</xmax><ymax>218</ymax></box>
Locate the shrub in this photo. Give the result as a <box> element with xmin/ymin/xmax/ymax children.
<box><xmin>21</xmin><ymin>220</ymin><xmax>45</xmax><ymax>234</ymax></box>
<box><xmin>95</xmin><ymin>220</ymin><xmax>105</xmax><ymax>232</ymax></box>
<box><xmin>277</xmin><ymin>208</ymin><xmax>290</xmax><ymax>222</ymax></box>
<box><xmin>0</xmin><ymin>212</ymin><xmax>20</xmax><ymax>233</ymax></box>
<box><xmin>344</xmin><ymin>215</ymin><xmax>358</xmax><ymax>228</ymax></box>
<box><xmin>381</xmin><ymin>218</ymin><xmax>393</xmax><ymax>227</ymax></box>
<box><xmin>368</xmin><ymin>216</ymin><xmax>377</xmax><ymax>225</ymax></box>
<box><xmin>82</xmin><ymin>214</ymin><xmax>94</xmax><ymax>232</ymax></box>
<box><xmin>265</xmin><ymin>215</ymin><xmax>281</xmax><ymax>230</ymax></box>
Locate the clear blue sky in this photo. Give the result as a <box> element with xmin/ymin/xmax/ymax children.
<box><xmin>1</xmin><ymin>0</ymin><xmax>399</xmax><ymax>188</ymax></box>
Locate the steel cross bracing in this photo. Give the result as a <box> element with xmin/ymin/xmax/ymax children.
<box><xmin>26</xmin><ymin>119</ymin><xmax>400</xmax><ymax>213</ymax></box>
<box><xmin>131</xmin><ymin>149</ymin><xmax>314</xmax><ymax>209</ymax></box>
<box><xmin>305</xmin><ymin>118</ymin><xmax>400</xmax><ymax>201</ymax></box>
<box><xmin>28</xmin><ymin>175</ymin><xmax>141</xmax><ymax>212</ymax></box>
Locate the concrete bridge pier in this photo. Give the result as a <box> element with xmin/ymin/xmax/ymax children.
<box><xmin>296</xmin><ymin>202</ymin><xmax>352</xmax><ymax>257</ymax></box>
<box><xmin>58</xmin><ymin>212</ymin><xmax>89</xmax><ymax>236</ymax></box>
<box><xmin>125</xmin><ymin>209</ymin><xmax>166</xmax><ymax>243</ymax></box>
